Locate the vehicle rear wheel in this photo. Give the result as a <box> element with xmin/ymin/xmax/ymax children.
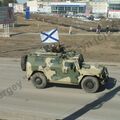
<box><xmin>81</xmin><ymin>76</ymin><xmax>99</xmax><ymax>93</ymax></box>
<box><xmin>31</xmin><ymin>72</ymin><xmax>47</xmax><ymax>89</ymax></box>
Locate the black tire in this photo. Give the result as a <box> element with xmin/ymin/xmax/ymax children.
<box><xmin>31</xmin><ymin>72</ymin><xmax>47</xmax><ymax>89</ymax></box>
<box><xmin>81</xmin><ymin>76</ymin><xmax>99</xmax><ymax>93</ymax></box>
<box><xmin>21</xmin><ymin>55</ymin><xmax>27</xmax><ymax>71</ymax></box>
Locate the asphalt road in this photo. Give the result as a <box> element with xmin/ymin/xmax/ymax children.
<box><xmin>0</xmin><ymin>58</ymin><xmax>120</xmax><ymax>120</ymax></box>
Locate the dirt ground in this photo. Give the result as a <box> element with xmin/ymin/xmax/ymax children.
<box><xmin>0</xmin><ymin>14</ymin><xmax>120</xmax><ymax>62</ymax></box>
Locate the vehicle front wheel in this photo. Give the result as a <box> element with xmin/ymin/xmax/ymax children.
<box><xmin>81</xmin><ymin>76</ymin><xmax>99</xmax><ymax>93</ymax></box>
<box><xmin>31</xmin><ymin>72</ymin><xmax>47</xmax><ymax>89</ymax></box>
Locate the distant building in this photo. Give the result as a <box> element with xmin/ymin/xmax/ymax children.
<box><xmin>27</xmin><ymin>0</ymin><xmax>90</xmax><ymax>2</ymax></box>
<box><xmin>27</xmin><ymin>0</ymin><xmax>38</xmax><ymax>13</ymax></box>
<box><xmin>50</xmin><ymin>1</ymin><xmax>89</xmax><ymax>15</ymax></box>
<box><xmin>9</xmin><ymin>3</ymin><xmax>24</xmax><ymax>13</ymax></box>
<box><xmin>27</xmin><ymin>0</ymin><xmax>90</xmax><ymax>15</ymax></box>
<box><xmin>91</xmin><ymin>0</ymin><xmax>108</xmax><ymax>17</ymax></box>
<box><xmin>27</xmin><ymin>0</ymin><xmax>52</xmax><ymax>13</ymax></box>
<box><xmin>108</xmin><ymin>0</ymin><xmax>120</xmax><ymax>18</ymax></box>
<box><xmin>26</xmin><ymin>0</ymin><xmax>120</xmax><ymax>18</ymax></box>
<box><xmin>37</xmin><ymin>2</ymin><xmax>51</xmax><ymax>13</ymax></box>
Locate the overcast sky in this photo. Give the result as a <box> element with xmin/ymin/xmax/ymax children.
<box><xmin>17</xmin><ymin>0</ymin><xmax>27</xmax><ymax>3</ymax></box>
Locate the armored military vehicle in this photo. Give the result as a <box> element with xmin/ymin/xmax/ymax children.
<box><xmin>21</xmin><ymin>49</ymin><xmax>109</xmax><ymax>93</ymax></box>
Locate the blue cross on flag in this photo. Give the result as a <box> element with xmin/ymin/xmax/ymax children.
<box><xmin>40</xmin><ymin>29</ymin><xmax>59</xmax><ymax>43</ymax></box>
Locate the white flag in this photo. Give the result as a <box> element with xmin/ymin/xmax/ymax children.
<box><xmin>40</xmin><ymin>29</ymin><xmax>59</xmax><ymax>43</ymax></box>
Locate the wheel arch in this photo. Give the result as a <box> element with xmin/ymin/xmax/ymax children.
<box><xmin>28</xmin><ymin>71</ymin><xmax>45</xmax><ymax>80</ymax></box>
<box><xmin>79</xmin><ymin>75</ymin><xmax>99</xmax><ymax>87</ymax></box>
<box><xmin>30</xmin><ymin>71</ymin><xmax>48</xmax><ymax>89</ymax></box>
<box><xmin>80</xmin><ymin>75</ymin><xmax>100</xmax><ymax>93</ymax></box>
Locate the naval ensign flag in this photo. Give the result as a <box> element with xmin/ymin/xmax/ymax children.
<box><xmin>40</xmin><ymin>29</ymin><xmax>59</xmax><ymax>43</ymax></box>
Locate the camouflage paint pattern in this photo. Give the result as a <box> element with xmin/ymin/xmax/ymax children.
<box><xmin>26</xmin><ymin>50</ymin><xmax>109</xmax><ymax>85</ymax></box>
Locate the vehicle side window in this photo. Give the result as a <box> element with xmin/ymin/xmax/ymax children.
<box><xmin>65</xmin><ymin>62</ymin><xmax>75</xmax><ymax>70</ymax></box>
<box><xmin>51</xmin><ymin>57</ymin><xmax>61</xmax><ymax>64</ymax></box>
<box><xmin>64</xmin><ymin>62</ymin><xmax>77</xmax><ymax>73</ymax></box>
